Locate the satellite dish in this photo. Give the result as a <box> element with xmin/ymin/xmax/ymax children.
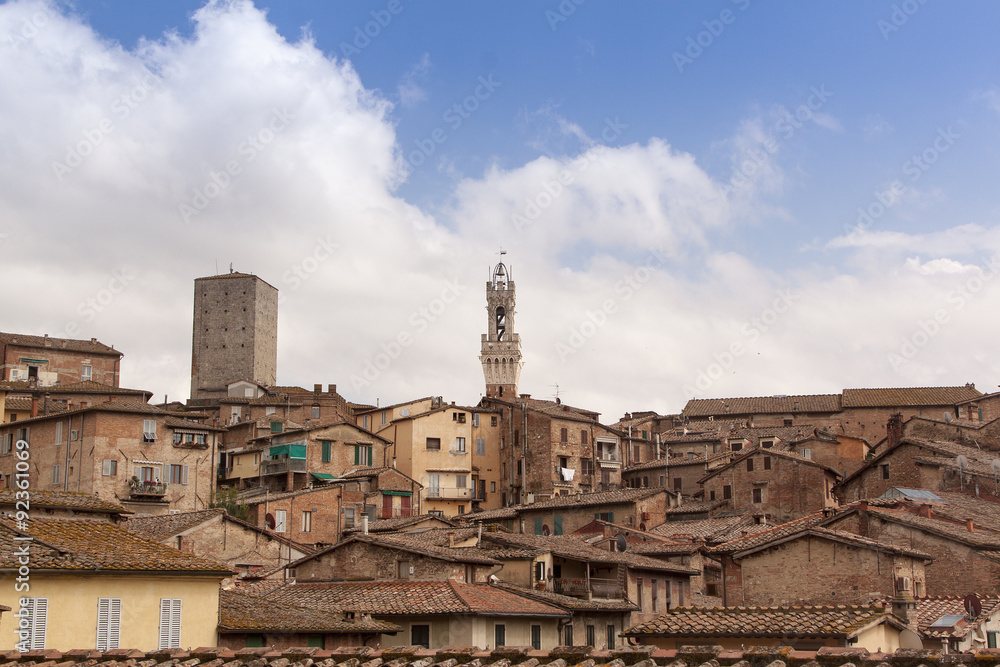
<box><xmin>943</xmin><ymin>412</ymin><xmax>953</xmax><ymax>423</ymax></box>
<box><xmin>616</xmin><ymin>534</ymin><xmax>628</xmax><ymax>552</ymax></box>
<box><xmin>964</xmin><ymin>593</ymin><xmax>982</xmax><ymax>618</ymax></box>
<box><xmin>899</xmin><ymin>629</ymin><xmax>923</xmax><ymax>649</ymax></box>
<box><xmin>991</xmin><ymin>460</ymin><xmax>1000</xmax><ymax>473</ymax></box>
<box><xmin>956</xmin><ymin>455</ymin><xmax>969</xmax><ymax>471</ymax></box>
<box><xmin>400</xmin><ymin>408</ymin><xmax>410</xmax><ymax>417</ymax></box>
<box><xmin>265</xmin><ymin>513</ymin><xmax>276</xmax><ymax>529</ymax></box>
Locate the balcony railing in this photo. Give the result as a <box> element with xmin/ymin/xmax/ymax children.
<box><xmin>553</xmin><ymin>577</ymin><xmax>622</xmax><ymax>599</ymax></box>
<box><xmin>426</xmin><ymin>486</ymin><xmax>471</xmax><ymax>500</ymax></box>
<box><xmin>260</xmin><ymin>459</ymin><xmax>307</xmax><ymax>475</ymax></box>
<box><xmin>129</xmin><ymin>482</ymin><xmax>167</xmax><ymax>497</ymax></box>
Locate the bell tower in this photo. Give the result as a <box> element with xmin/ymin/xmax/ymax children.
<box><xmin>480</xmin><ymin>254</ymin><xmax>523</xmax><ymax>399</ymax></box>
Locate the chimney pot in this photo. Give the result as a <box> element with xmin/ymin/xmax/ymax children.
<box><xmin>967</xmin><ymin>518</ymin><xmax>975</xmax><ymax>532</ymax></box>
<box><xmin>448</xmin><ymin>531</ymin><xmax>455</xmax><ymax>548</ymax></box>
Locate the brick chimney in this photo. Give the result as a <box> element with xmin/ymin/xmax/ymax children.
<box><xmin>857</xmin><ymin>500</ymin><xmax>869</xmax><ymax>537</ymax></box>
<box><xmin>886</xmin><ymin>413</ymin><xmax>903</xmax><ymax>449</ymax></box>
<box><xmin>917</xmin><ymin>503</ymin><xmax>933</xmax><ymax>519</ymax></box>
<box><xmin>966</xmin><ymin>518</ymin><xmax>975</xmax><ymax>533</ymax></box>
<box><xmin>328</xmin><ymin>384</ymin><xmax>336</xmax><ymax>394</ymax></box>
<box><xmin>31</xmin><ymin>397</ymin><xmax>38</xmax><ymax>418</ymax></box>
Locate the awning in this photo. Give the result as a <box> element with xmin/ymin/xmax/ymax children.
<box><xmin>19</xmin><ymin>358</ymin><xmax>49</xmax><ymax>364</ymax></box>
<box><xmin>311</xmin><ymin>472</ymin><xmax>336</xmax><ymax>480</ymax></box>
<box><xmin>382</xmin><ymin>490</ymin><xmax>412</xmax><ymax>496</ymax></box>
<box><xmin>269</xmin><ymin>444</ymin><xmax>307</xmax><ymax>459</ymax></box>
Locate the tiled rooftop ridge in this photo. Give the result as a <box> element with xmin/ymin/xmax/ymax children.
<box><xmin>3</xmin><ymin>645</ymin><xmax>1000</xmax><ymax>667</ymax></box>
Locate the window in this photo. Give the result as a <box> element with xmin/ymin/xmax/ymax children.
<box><xmin>301</xmin><ymin>511</ymin><xmax>312</xmax><ymax>533</ymax></box>
<box><xmin>673</xmin><ymin>477</ymin><xmax>682</xmax><ymax>491</ymax></box>
<box><xmin>709</xmin><ymin>490</ymin><xmax>716</xmax><ymax>500</ymax></box>
<box><xmin>636</xmin><ymin>578</ymin><xmax>644</xmax><ymax>609</ymax></box>
<box><xmin>531</xmin><ymin>624</ymin><xmax>542</xmax><ymax>650</ymax></box>
<box><xmin>784</xmin><ymin>418</ymin><xmax>793</xmax><ymax>427</ymax></box>
<box><xmin>581</xmin><ymin>459</ymin><xmax>594</xmax><ymax>475</ymax></box>
<box><xmin>988</xmin><ymin>631</ymin><xmax>998</xmax><ymax>649</ymax></box>
<box><xmin>476</xmin><ymin>438</ymin><xmax>486</xmax><ymax>455</ymax></box>
<box><xmin>311</xmin><ymin>406</ymin><xmax>320</xmax><ymax>419</ymax></box>
<box><xmin>167</xmin><ymin>464</ymin><xmax>189</xmax><ymax>485</ymax></box>
<box><xmin>799</xmin><ymin>448</ymin><xmax>812</xmax><ymax>460</ymax></box>
<box><xmin>581</xmin><ymin>430</ymin><xmax>589</xmax><ymax>445</ymax></box>
<box><xmin>21</xmin><ymin>597</ymin><xmax>47</xmax><ymax>650</ymax></box>
<box><xmin>564</xmin><ymin>624</ymin><xmax>573</xmax><ymax>646</ymax></box>
<box><xmin>426</xmin><ymin>437</ymin><xmax>441</xmax><ymax>450</ymax></box>
<box><xmin>362</xmin><ymin>415</ymin><xmax>369</xmax><ymax>429</ymax></box>
<box><xmin>457</xmin><ymin>504</ymin><xmax>465</xmax><ymax>515</ymax></box>
<box><xmin>428</xmin><ymin>474</ymin><xmax>440</xmax><ymax>497</ymax></box>
<box><xmin>454</xmin><ymin>437</ymin><xmax>466</xmax><ymax>452</ymax></box>
<box><xmin>1</xmin><ymin>434</ymin><xmax>11</xmax><ymax>454</ymax></box>
<box><xmin>354</xmin><ymin>444</ymin><xmax>373</xmax><ymax>466</ymax></box>
<box><xmin>753</xmin><ymin>487</ymin><xmax>763</xmax><ymax>503</ymax></box>
<box><xmin>158</xmin><ymin>599</ymin><xmax>181</xmax><ymax>649</ymax></box>
<box><xmin>270</xmin><ymin>421</ymin><xmax>282</xmax><ymax>433</ymax></box>
<box><xmin>560</xmin><ymin>427</ymin><xmax>568</xmax><ymax>442</ymax></box>
<box><xmin>142</xmin><ymin>419</ymin><xmax>156</xmax><ymax>442</ymax></box>
<box><xmin>586</xmin><ymin>624</ymin><xmax>595</xmax><ymax>648</ymax></box>
<box><xmin>490</xmin><ymin>481</ymin><xmax>496</xmax><ymax>493</ymax></box>
<box><xmin>723</xmin><ymin>485</ymin><xmax>732</xmax><ymax>499</ymax></box>
<box><xmin>731</xmin><ymin>441</ymin><xmax>743</xmax><ymax>452</ymax></box>
<box><xmin>472</xmin><ymin>413</ymin><xmax>480</xmax><ymax>427</ymax></box>
<box><xmin>411</xmin><ymin>624</ymin><xmax>430</xmax><ymax>649</ymax></box>
<box><xmin>764</xmin><ymin>456</ymin><xmax>771</xmax><ymax>470</ymax></box>
<box><xmin>456</xmin><ymin>474</ymin><xmax>467</xmax><ymax>488</ymax></box>
<box><xmin>55</xmin><ymin>422</ymin><xmax>63</xmax><ymax>445</ymax></box>
<box><xmin>761</xmin><ymin>439</ymin><xmax>774</xmax><ymax>448</ymax></box>
<box><xmin>397</xmin><ymin>560</ymin><xmax>411</xmax><ymax>579</ymax></box>
<box><xmin>747</xmin><ymin>458</ymin><xmax>754</xmax><ymax>472</ymax></box>
<box><xmin>534</xmin><ymin>518</ymin><xmax>544</xmax><ymax>536</ymax></box>
<box><xmin>651</xmin><ymin>579</ymin><xmax>658</xmax><ymax>611</ymax></box>
<box><xmin>343</xmin><ymin>507</ymin><xmax>355</xmax><ymax>528</ymax></box>
<box><xmin>491</xmin><ymin>416</ymin><xmax>498</xmax><ymax>427</ymax></box>
<box><xmin>81</xmin><ymin>364</ymin><xmax>93</xmax><ymax>381</ymax></box>
<box><xmin>307</xmin><ymin>635</ymin><xmax>323</xmax><ymax>648</ymax></box>
<box><xmin>554</xmin><ymin>515</ymin><xmax>563</xmax><ymax>535</ymax></box>
<box><xmin>245</xmin><ymin>635</ymin><xmax>265</xmax><ymax>648</ymax></box>
<box><xmin>231</xmin><ymin>407</ymin><xmax>242</xmax><ymax>422</ymax></box>
<box><xmin>274</xmin><ymin>509</ymin><xmax>287</xmax><ymax>533</ymax></box>
<box><xmin>606</xmin><ymin>624</ymin><xmax>615</xmax><ymax>650</ymax></box>
<box><xmin>321</xmin><ymin>440</ymin><xmax>332</xmax><ymax>462</ymax></box>
<box><xmin>173</xmin><ymin>432</ymin><xmax>182</xmax><ymax>445</ymax></box>
<box><xmin>138</xmin><ymin>466</ymin><xmax>158</xmax><ymax>483</ymax></box>
<box><xmin>265</xmin><ymin>406</ymin><xmax>276</xmax><ymax>416</ymax></box>
<box><xmin>881</xmin><ymin>463</ymin><xmax>890</xmax><ymax>479</ymax></box>
<box><xmin>494</xmin><ymin>623</ymin><xmax>506</xmax><ymax>647</ymax></box>
<box><xmin>96</xmin><ymin>598</ymin><xmax>121</xmax><ymax>650</ymax></box>
<box><xmin>51</xmin><ymin>464</ymin><xmax>61</xmax><ymax>485</ymax></box>
<box><xmin>454</xmin><ymin>412</ymin><xmax>466</xmax><ymax>423</ymax></box>
<box><xmin>659</xmin><ymin>475</ymin><xmax>665</xmax><ymax>487</ymax></box>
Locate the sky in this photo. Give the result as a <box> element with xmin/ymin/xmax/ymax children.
<box><xmin>3</xmin><ymin>0</ymin><xmax>1000</xmax><ymax>423</ymax></box>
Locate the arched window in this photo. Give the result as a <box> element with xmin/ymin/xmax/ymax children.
<box><xmin>496</xmin><ymin>306</ymin><xmax>506</xmax><ymax>341</ymax></box>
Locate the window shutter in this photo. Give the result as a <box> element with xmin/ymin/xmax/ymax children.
<box><xmin>181</xmin><ymin>465</ymin><xmax>189</xmax><ymax>485</ymax></box>
<box><xmin>382</xmin><ymin>495</ymin><xmax>393</xmax><ymax>519</ymax></box>
<box><xmin>55</xmin><ymin>422</ymin><xmax>63</xmax><ymax>444</ymax></box>
<box><xmin>97</xmin><ymin>598</ymin><xmax>121</xmax><ymax>650</ymax></box>
<box><xmin>401</xmin><ymin>495</ymin><xmax>411</xmax><ymax>516</ymax></box>
<box><xmin>26</xmin><ymin>598</ymin><xmax>47</xmax><ymax>650</ymax></box>
<box><xmin>554</xmin><ymin>515</ymin><xmax>563</xmax><ymax>535</ymax></box>
<box><xmin>354</xmin><ymin>445</ymin><xmax>360</xmax><ymax>465</ymax></box>
<box><xmin>158</xmin><ymin>599</ymin><xmax>181</xmax><ymax>649</ymax></box>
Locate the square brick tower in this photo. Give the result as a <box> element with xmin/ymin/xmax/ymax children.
<box><xmin>190</xmin><ymin>272</ymin><xmax>278</xmax><ymax>400</ymax></box>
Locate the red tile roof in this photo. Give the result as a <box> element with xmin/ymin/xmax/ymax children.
<box><xmin>219</xmin><ymin>589</ymin><xmax>400</xmax><ymax>634</ymax></box>
<box><xmin>0</xmin><ymin>490</ymin><xmax>128</xmax><ymax>515</ymax></box>
<box><xmin>842</xmin><ymin>386</ymin><xmax>981</xmax><ymax>408</ymax></box>
<box><xmin>0</xmin><ymin>332</ymin><xmax>120</xmax><ymax>355</ymax></box>
<box><xmin>683</xmin><ymin>395</ymin><xmax>842</xmax><ymax>418</ymax></box>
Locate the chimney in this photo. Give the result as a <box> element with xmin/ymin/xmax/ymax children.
<box><xmin>967</xmin><ymin>518</ymin><xmax>975</xmax><ymax>533</ymax></box>
<box><xmin>43</xmin><ymin>334</ymin><xmax>51</xmax><ymax>347</ymax></box>
<box><xmin>918</xmin><ymin>503</ymin><xmax>933</xmax><ymax>519</ymax></box>
<box><xmin>313</xmin><ymin>384</ymin><xmax>322</xmax><ymax>393</ymax></box>
<box><xmin>328</xmin><ymin>384</ymin><xmax>336</xmax><ymax>394</ymax></box>
<box><xmin>448</xmin><ymin>531</ymin><xmax>455</xmax><ymax>548</ymax></box>
<box><xmin>31</xmin><ymin>397</ymin><xmax>39</xmax><ymax>418</ymax></box>
<box><xmin>555</xmin><ymin>397</ymin><xmax>561</xmax><ymax>404</ymax></box>
<box><xmin>891</xmin><ymin>584</ymin><xmax>918</xmax><ymax>627</ymax></box>
<box><xmin>886</xmin><ymin>413</ymin><xmax>903</xmax><ymax>449</ymax></box>
<box><xmin>857</xmin><ymin>500</ymin><xmax>869</xmax><ymax>537</ymax></box>
<box><xmin>90</xmin><ymin>337</ymin><xmax>96</xmax><ymax>344</ymax></box>
<box><xmin>362</xmin><ymin>514</ymin><xmax>369</xmax><ymax>535</ymax></box>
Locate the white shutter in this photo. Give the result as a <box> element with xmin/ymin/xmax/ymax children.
<box><xmin>96</xmin><ymin>598</ymin><xmax>121</xmax><ymax>650</ymax></box>
<box><xmin>23</xmin><ymin>598</ymin><xmax>47</xmax><ymax>650</ymax></box>
<box><xmin>158</xmin><ymin>598</ymin><xmax>181</xmax><ymax>649</ymax></box>
<box><xmin>274</xmin><ymin>509</ymin><xmax>287</xmax><ymax>533</ymax></box>
<box><xmin>181</xmin><ymin>465</ymin><xmax>189</xmax><ymax>485</ymax></box>
<box><xmin>55</xmin><ymin>422</ymin><xmax>63</xmax><ymax>445</ymax></box>
<box><xmin>143</xmin><ymin>419</ymin><xmax>157</xmax><ymax>441</ymax></box>
<box><xmin>52</xmin><ymin>465</ymin><xmax>61</xmax><ymax>485</ymax></box>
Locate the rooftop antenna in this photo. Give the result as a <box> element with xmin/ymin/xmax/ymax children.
<box><xmin>550</xmin><ymin>383</ymin><xmax>561</xmax><ymax>402</ymax></box>
<box><xmin>230</xmin><ymin>262</ymin><xmax>234</xmax><ymax>274</ymax></box>
<box><xmin>992</xmin><ymin>459</ymin><xmax>1000</xmax><ymax>495</ymax></box>
<box><xmin>956</xmin><ymin>454</ymin><xmax>969</xmax><ymax>492</ymax></box>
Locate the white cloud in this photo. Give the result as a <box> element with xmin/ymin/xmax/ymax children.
<box><xmin>397</xmin><ymin>52</ymin><xmax>430</xmax><ymax>108</ymax></box>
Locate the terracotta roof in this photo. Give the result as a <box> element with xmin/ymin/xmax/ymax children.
<box><xmin>664</xmin><ymin>499</ymin><xmax>730</xmax><ymax>516</ymax></box>
<box><xmin>219</xmin><ymin>589</ymin><xmax>400</xmax><ymax>634</ymax></box>
<box><xmin>2</xmin><ymin>645</ymin><xmax>998</xmax><ymax>667</ymax></box>
<box><xmin>711</xmin><ymin>511</ymin><xmax>832</xmax><ymax>554</ymax></box>
<box><xmin>842</xmin><ymin>386</ymin><xmax>981</xmax><ymax>408</ymax></box>
<box><xmin>724</xmin><ymin>526</ymin><xmax>933</xmax><ymax>561</ymax></box>
<box><xmin>0</xmin><ymin>332</ymin><xmax>120</xmax><ymax>355</ymax></box>
<box><xmin>343</xmin><ymin>514</ymin><xmax>455</xmax><ymax>534</ymax></box>
<box><xmin>165</xmin><ymin>415</ymin><xmax>226</xmax><ymax>431</ymax></box>
<box><xmin>240</xmin><ymin>485</ymin><xmax>341</xmax><ymax>505</ymax></box>
<box><xmin>0</xmin><ymin>490</ymin><xmax>128</xmax><ymax>515</ymax></box>
<box><xmin>911</xmin><ymin>595</ymin><xmax>1000</xmax><ymax>639</ymax></box>
<box><xmin>622</xmin><ymin>604</ymin><xmax>898</xmax><ymax>639</ymax></box>
<box><xmin>490</xmin><ymin>580</ymin><xmax>639</xmax><ymax>611</ymax></box>
<box><xmin>652</xmin><ymin>513</ymin><xmax>767</xmax><ymax>544</ymax></box>
<box><xmin>863</xmin><ymin>507</ymin><xmax>1000</xmax><ymax>549</ymax></box>
<box><xmin>481</xmin><ymin>533</ymin><xmax>699</xmax><ymax>574</ymax></box>
<box><xmin>125</xmin><ymin>508</ymin><xmax>226</xmax><ymax>540</ymax></box>
<box><xmin>683</xmin><ymin>394</ymin><xmax>842</xmax><ymax>418</ymax></box>
<box><xmin>289</xmin><ymin>534</ymin><xmax>499</xmax><ymax>570</ymax></box>
<box><xmin>3</xmin><ymin>396</ymin><xmax>33</xmax><ymax>412</ymax></box>
<box><xmin>0</xmin><ymin>518</ymin><xmax>232</xmax><ymax>575</ymax></box>
<box><xmin>460</xmin><ymin>506</ymin><xmax>519</xmax><ymax>522</ymax></box>
<box><xmin>0</xmin><ymin>400</ymin><xmax>171</xmax><ymax>426</ymax></box>
<box><xmin>265</xmin><ymin>580</ymin><xmax>569</xmax><ymax>617</ymax></box>
<box><xmin>518</xmin><ymin>487</ymin><xmax>668</xmax><ymax>511</ymax></box>
<box><xmin>699</xmin><ymin>447</ymin><xmax>842</xmax><ymax>483</ymax></box>
<box><xmin>2</xmin><ymin>380</ymin><xmax>150</xmax><ymax>397</ymax></box>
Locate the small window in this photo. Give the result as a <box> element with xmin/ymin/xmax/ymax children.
<box><xmin>454</xmin><ymin>437</ymin><xmax>466</xmax><ymax>452</ymax></box>
<box><xmin>476</xmin><ymin>438</ymin><xmax>486</xmax><ymax>455</ymax></box>
<box><xmin>581</xmin><ymin>430</ymin><xmax>589</xmax><ymax>445</ymax></box>
<box><xmin>747</xmin><ymin>458</ymin><xmax>754</xmax><ymax>472</ymax></box>
<box><xmin>586</xmin><ymin>624</ymin><xmax>595</xmax><ymax>648</ymax></box>
<box><xmin>321</xmin><ymin>440</ymin><xmax>332</xmax><ymax>462</ymax></box>
<box><xmin>472</xmin><ymin>413</ymin><xmax>480</xmax><ymax>427</ymax></box>
<box><xmin>491</xmin><ymin>416</ymin><xmax>498</xmax><ymax>427</ymax></box>
<box><xmin>397</xmin><ymin>560</ymin><xmax>411</xmax><ymax>579</ymax></box>
<box><xmin>800</xmin><ymin>448</ymin><xmax>812</xmax><ymax>459</ymax></box>
<box><xmin>142</xmin><ymin>419</ymin><xmax>156</xmax><ymax>442</ymax></box>
<box><xmin>411</xmin><ymin>624</ymin><xmax>430</xmax><ymax>648</ymax></box>
<box><xmin>21</xmin><ymin>597</ymin><xmax>48</xmax><ymax>649</ymax></box>
<box><xmin>381</xmin><ymin>410</ymin><xmax>387</xmax><ymax>426</ymax></box>
<box><xmin>302</xmin><ymin>511</ymin><xmax>312</xmax><ymax>533</ymax></box>
<box><xmin>881</xmin><ymin>463</ymin><xmax>890</xmax><ymax>479</ymax></box>
<box><xmin>265</xmin><ymin>406</ymin><xmax>276</xmax><ymax>416</ymax></box>
<box><xmin>81</xmin><ymin>364</ymin><xmax>93</xmax><ymax>381</ymax></box>
<box><xmin>636</xmin><ymin>578</ymin><xmax>644</xmax><ymax>609</ymax></box>
<box><xmin>426</xmin><ymin>437</ymin><xmax>441</xmax><ymax>450</ymax></box>
<box><xmin>764</xmin><ymin>456</ymin><xmax>771</xmax><ymax>470</ymax></box>
<box><xmin>96</xmin><ymin>598</ymin><xmax>121</xmax><ymax>650</ymax></box>
<box><xmin>709</xmin><ymin>489</ymin><xmax>716</xmax><ymax>500</ymax></box>
<box><xmin>564</xmin><ymin>623</ymin><xmax>573</xmax><ymax>646</ymax></box>
<box><xmin>102</xmin><ymin>460</ymin><xmax>117</xmax><ymax>476</ymax></box>
<box><xmin>723</xmin><ymin>485</ymin><xmax>732</xmax><ymax>499</ymax></box>
<box><xmin>784</xmin><ymin>418</ymin><xmax>793</xmax><ymax>427</ymax></box>
<box><xmin>343</xmin><ymin>507</ymin><xmax>355</xmax><ymax>529</ymax></box>
<box><xmin>51</xmin><ymin>464</ymin><xmax>61</xmax><ymax>485</ymax></box>
<box><xmin>311</xmin><ymin>406</ymin><xmax>320</xmax><ymax>419</ymax></box>
<box><xmin>560</xmin><ymin>427</ymin><xmax>568</xmax><ymax>442</ymax></box>
<box><xmin>606</xmin><ymin>624</ymin><xmax>615</xmax><ymax>650</ymax></box>
<box><xmin>274</xmin><ymin>509</ymin><xmax>287</xmax><ymax>533</ymax></box>
<box><xmin>651</xmin><ymin>579</ymin><xmax>658</xmax><ymax>611</ymax></box>
<box><xmin>270</xmin><ymin>421</ymin><xmax>282</xmax><ymax>433</ymax></box>
<box><xmin>495</xmin><ymin>623</ymin><xmax>506</xmax><ymax>647</ymax></box>
<box><xmin>456</xmin><ymin>474</ymin><xmax>467</xmax><ymax>488</ymax></box>
<box><xmin>531</xmin><ymin>624</ymin><xmax>542</xmax><ymax>650</ymax></box>
<box><xmin>167</xmin><ymin>464</ymin><xmax>188</xmax><ymax>485</ymax></box>
<box><xmin>753</xmin><ymin>487</ymin><xmax>763</xmax><ymax>503</ymax></box>
<box><xmin>158</xmin><ymin>599</ymin><xmax>182</xmax><ymax>649</ymax></box>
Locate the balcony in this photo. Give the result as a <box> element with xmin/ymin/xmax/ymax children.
<box><xmin>553</xmin><ymin>577</ymin><xmax>623</xmax><ymax>599</ymax></box>
<box><xmin>260</xmin><ymin>459</ymin><xmax>307</xmax><ymax>475</ymax></box>
<box><xmin>426</xmin><ymin>486</ymin><xmax>472</xmax><ymax>500</ymax></box>
<box><xmin>129</xmin><ymin>482</ymin><xmax>167</xmax><ymax>498</ymax></box>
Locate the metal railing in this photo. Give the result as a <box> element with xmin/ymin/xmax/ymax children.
<box><xmin>130</xmin><ymin>482</ymin><xmax>167</xmax><ymax>497</ymax></box>
<box><xmin>426</xmin><ymin>486</ymin><xmax>471</xmax><ymax>499</ymax></box>
<box><xmin>260</xmin><ymin>459</ymin><xmax>307</xmax><ymax>475</ymax></box>
<box><xmin>553</xmin><ymin>577</ymin><xmax>622</xmax><ymax>598</ymax></box>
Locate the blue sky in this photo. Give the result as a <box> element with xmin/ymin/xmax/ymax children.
<box><xmin>3</xmin><ymin>0</ymin><xmax>1000</xmax><ymax>421</ymax></box>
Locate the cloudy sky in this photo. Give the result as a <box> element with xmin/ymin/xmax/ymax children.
<box><xmin>3</xmin><ymin>0</ymin><xmax>1000</xmax><ymax>422</ymax></box>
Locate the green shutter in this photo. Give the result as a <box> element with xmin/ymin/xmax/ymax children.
<box><xmin>307</xmin><ymin>635</ymin><xmax>323</xmax><ymax>648</ymax></box>
<box><xmin>354</xmin><ymin>445</ymin><xmax>360</xmax><ymax>465</ymax></box>
<box><xmin>554</xmin><ymin>516</ymin><xmax>563</xmax><ymax>535</ymax></box>
<box><xmin>609</xmin><ymin>511</ymin><xmax>614</xmax><ymax>523</ymax></box>
<box><xmin>534</xmin><ymin>517</ymin><xmax>543</xmax><ymax>535</ymax></box>
<box><xmin>270</xmin><ymin>422</ymin><xmax>282</xmax><ymax>433</ymax></box>
<box><xmin>322</xmin><ymin>441</ymin><xmax>331</xmax><ymax>462</ymax></box>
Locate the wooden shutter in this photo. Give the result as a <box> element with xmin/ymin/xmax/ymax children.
<box><xmin>354</xmin><ymin>445</ymin><xmax>360</xmax><ymax>465</ymax></box>
<box><xmin>181</xmin><ymin>465</ymin><xmax>189</xmax><ymax>485</ymax></box>
<box><xmin>382</xmin><ymin>495</ymin><xmax>393</xmax><ymax>519</ymax></box>
<box><xmin>158</xmin><ymin>598</ymin><xmax>181</xmax><ymax>649</ymax></box>
<box><xmin>401</xmin><ymin>495</ymin><xmax>411</xmax><ymax>517</ymax></box>
<box><xmin>96</xmin><ymin>598</ymin><xmax>121</xmax><ymax>650</ymax></box>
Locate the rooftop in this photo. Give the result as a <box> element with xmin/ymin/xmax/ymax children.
<box><xmin>0</xmin><ymin>331</ymin><xmax>120</xmax><ymax>355</ymax></box>
<box><xmin>218</xmin><ymin>589</ymin><xmax>400</xmax><ymax>634</ymax></box>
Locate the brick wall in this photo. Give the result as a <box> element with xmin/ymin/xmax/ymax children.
<box><xmin>2</xmin><ymin>341</ymin><xmax>120</xmax><ymax>387</ymax></box>
<box><xmin>294</xmin><ymin>539</ymin><xmax>491</xmax><ymax>583</ymax></box>
<box><xmin>245</xmin><ymin>485</ymin><xmax>345</xmax><ymax>546</ymax></box>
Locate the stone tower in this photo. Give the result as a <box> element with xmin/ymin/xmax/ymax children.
<box><xmin>190</xmin><ymin>272</ymin><xmax>278</xmax><ymax>400</ymax></box>
<box><xmin>480</xmin><ymin>257</ymin><xmax>523</xmax><ymax>399</ymax></box>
